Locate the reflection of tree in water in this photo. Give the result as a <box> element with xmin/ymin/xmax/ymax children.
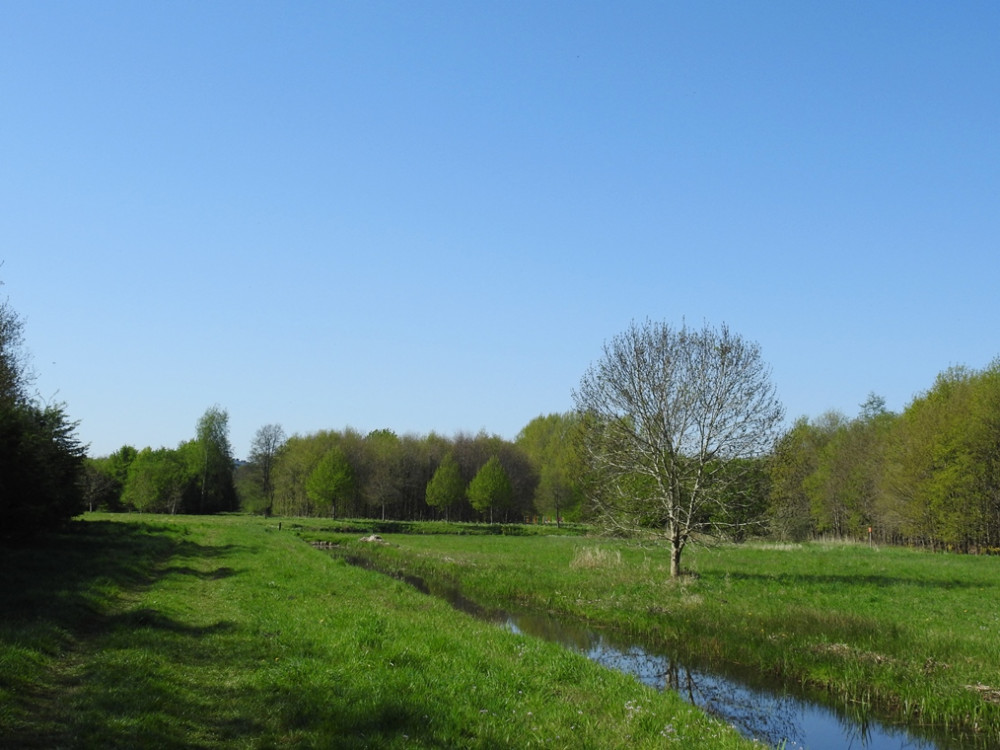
<box><xmin>558</xmin><ymin>634</ymin><xmax>943</xmax><ymax>750</ymax></box>
<box><xmin>659</xmin><ymin>657</ymin><xmax>813</xmax><ymax>749</ymax></box>
<box><xmin>338</xmin><ymin>557</ymin><xmax>962</xmax><ymax>750</ymax></box>
<box><xmin>582</xmin><ymin>643</ymin><xmax>803</xmax><ymax>746</ymax></box>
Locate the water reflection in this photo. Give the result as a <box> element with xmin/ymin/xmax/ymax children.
<box><xmin>502</xmin><ymin>614</ymin><xmax>948</xmax><ymax>750</ymax></box>
<box><xmin>339</xmin><ymin>555</ymin><xmax>979</xmax><ymax>749</ymax></box>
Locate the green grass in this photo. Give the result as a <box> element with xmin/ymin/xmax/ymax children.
<box><xmin>291</xmin><ymin>517</ymin><xmax>589</xmax><ymax>538</ymax></box>
<box><xmin>0</xmin><ymin>514</ymin><xmax>757</xmax><ymax>749</ymax></box>
<box><xmin>328</xmin><ymin>532</ymin><xmax>1000</xmax><ymax>744</ymax></box>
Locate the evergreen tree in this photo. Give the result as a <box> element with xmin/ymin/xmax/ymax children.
<box><xmin>0</xmin><ymin>285</ymin><xmax>85</xmax><ymax>538</ymax></box>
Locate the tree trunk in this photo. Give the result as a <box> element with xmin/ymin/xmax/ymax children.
<box><xmin>670</xmin><ymin>538</ymin><xmax>683</xmax><ymax>579</ymax></box>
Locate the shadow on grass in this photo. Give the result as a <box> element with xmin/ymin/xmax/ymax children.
<box><xmin>0</xmin><ymin>521</ymin><xmax>224</xmax><ymax>632</ymax></box>
<box><xmin>159</xmin><ymin>565</ymin><xmax>240</xmax><ymax>580</ymax></box>
<box><xmin>0</xmin><ymin>520</ymin><xmax>245</xmax><ymax>748</ymax></box>
<box><xmin>0</xmin><ymin>519</ymin><xmax>477</xmax><ymax>749</ymax></box>
<box><xmin>721</xmin><ymin>570</ymin><xmax>985</xmax><ymax>590</ymax></box>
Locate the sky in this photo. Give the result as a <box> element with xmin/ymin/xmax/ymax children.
<box><xmin>2</xmin><ymin>2</ymin><xmax>998</xmax><ymax>459</ymax></box>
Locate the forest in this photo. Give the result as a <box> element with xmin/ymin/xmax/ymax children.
<box><xmin>78</xmin><ymin>357</ymin><xmax>1000</xmax><ymax>554</ymax></box>
<box><xmin>771</xmin><ymin>365</ymin><xmax>1000</xmax><ymax>551</ymax></box>
<box><xmin>81</xmin><ymin>416</ymin><xmax>579</xmax><ymax>526</ymax></box>
<box><xmin>4</xmin><ymin>279</ymin><xmax>1000</xmax><ymax>552</ymax></box>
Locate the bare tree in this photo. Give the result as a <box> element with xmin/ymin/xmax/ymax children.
<box><xmin>0</xmin><ymin>286</ymin><xmax>32</xmax><ymax>406</ymax></box>
<box><xmin>249</xmin><ymin>423</ymin><xmax>286</xmax><ymax>516</ymax></box>
<box><xmin>573</xmin><ymin>320</ymin><xmax>784</xmax><ymax>578</ymax></box>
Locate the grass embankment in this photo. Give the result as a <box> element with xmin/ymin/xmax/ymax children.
<box><xmin>328</xmin><ymin>532</ymin><xmax>1000</xmax><ymax>743</ymax></box>
<box><xmin>0</xmin><ymin>515</ymin><xmax>757</xmax><ymax>749</ymax></box>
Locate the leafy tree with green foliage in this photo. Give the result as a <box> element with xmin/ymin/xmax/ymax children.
<box><xmin>969</xmin><ymin>363</ymin><xmax>1000</xmax><ymax>548</ymax></box>
<box><xmin>306</xmin><ymin>447</ymin><xmax>353</xmax><ymax>517</ymax></box>
<box><xmin>0</xmin><ymin>283</ymin><xmax>85</xmax><ymax>537</ymax></box>
<box><xmin>1</xmin><ymin>402</ymin><xmax>86</xmax><ymax>533</ymax></box>
<box><xmin>108</xmin><ymin>445</ymin><xmax>138</xmax><ymax>487</ymax></box>
<box><xmin>516</xmin><ymin>412</ymin><xmax>585</xmax><ymax>525</ymax></box>
<box><xmin>768</xmin><ymin>366</ymin><xmax>1000</xmax><ymax>550</ymax></box>
<box><xmin>425</xmin><ymin>452</ymin><xmax>464</xmax><ymax>521</ymax></box>
<box><xmin>82</xmin><ymin>458</ymin><xmax>118</xmax><ymax>512</ymax></box>
<box><xmin>466</xmin><ymin>455</ymin><xmax>512</xmax><ymax>524</ymax></box>
<box><xmin>452</xmin><ymin>431</ymin><xmax>536</xmax><ymax>522</ymax></box>
<box><xmin>81</xmin><ymin>445</ymin><xmax>138</xmax><ymax>511</ymax></box>
<box><xmin>273</xmin><ymin>434</ymin><xmax>324</xmax><ymax>516</ymax></box>
<box><xmin>882</xmin><ymin>363</ymin><xmax>1000</xmax><ymax>551</ymax></box>
<box><xmin>0</xmin><ymin>293</ymin><xmax>30</xmax><ymax>406</ymax></box>
<box><xmin>263</xmin><ymin>428</ymin><xmax>529</xmax><ymax>522</ymax></box>
<box><xmin>194</xmin><ymin>406</ymin><xmax>237</xmax><ymax>513</ymax></box>
<box><xmin>362</xmin><ymin>429</ymin><xmax>402</xmax><ymax>520</ymax></box>
<box><xmin>121</xmin><ymin>446</ymin><xmax>196</xmax><ymax>514</ymax></box>
<box><xmin>768</xmin><ymin>417</ymin><xmax>828</xmax><ymax>541</ymax></box>
<box><xmin>396</xmin><ymin>434</ymin><xmax>439</xmax><ymax>520</ymax></box>
<box><xmin>805</xmin><ymin>401</ymin><xmax>895</xmax><ymax>539</ymax></box>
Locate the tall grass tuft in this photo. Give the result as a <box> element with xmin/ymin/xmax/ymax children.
<box><xmin>569</xmin><ymin>545</ymin><xmax>623</xmax><ymax>569</ymax></box>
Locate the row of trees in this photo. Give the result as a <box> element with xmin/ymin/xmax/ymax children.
<box><xmin>73</xmin><ymin>314</ymin><xmax>1000</xmax><ymax>569</ymax></box>
<box><xmin>6</xmin><ymin>259</ymin><xmax>994</xmax><ymax>576</ymax></box>
<box><xmin>1</xmin><ymin>282</ymin><xmax>86</xmax><ymax>538</ymax></box>
<box><xmin>238</xmin><ymin>420</ymin><xmax>585</xmax><ymax>524</ymax></box>
<box><xmin>82</xmin><ymin>406</ymin><xmax>238</xmax><ymax>515</ymax></box>
<box><xmin>84</xmin><ymin>415</ymin><xmax>588</xmax><ymax>526</ymax></box>
<box><xmin>769</xmin><ymin>362</ymin><xmax>1000</xmax><ymax>552</ymax></box>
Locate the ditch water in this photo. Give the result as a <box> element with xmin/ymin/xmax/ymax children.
<box><xmin>338</xmin><ymin>554</ymin><xmax>981</xmax><ymax>750</ymax></box>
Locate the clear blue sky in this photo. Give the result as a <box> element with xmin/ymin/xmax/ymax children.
<box><xmin>3</xmin><ymin>2</ymin><xmax>998</xmax><ymax>459</ymax></box>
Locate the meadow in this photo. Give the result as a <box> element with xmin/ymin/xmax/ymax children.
<box><xmin>0</xmin><ymin>514</ymin><xmax>758</xmax><ymax>749</ymax></box>
<box><xmin>318</xmin><ymin>527</ymin><xmax>1000</xmax><ymax>745</ymax></box>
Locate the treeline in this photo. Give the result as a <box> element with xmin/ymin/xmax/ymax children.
<box><xmin>82</xmin><ymin>406</ymin><xmax>240</xmax><ymax>516</ymax></box>
<box><xmin>83</xmin><ymin>360</ymin><xmax>1000</xmax><ymax>553</ymax></box>
<box><xmin>768</xmin><ymin>361</ymin><xmax>1000</xmax><ymax>551</ymax></box>
<box><xmin>84</xmin><ymin>413</ymin><xmax>587</xmax><ymax>525</ymax></box>
<box><xmin>9</xmin><ymin>244</ymin><xmax>995</xmax><ymax>554</ymax></box>
<box><xmin>1</xmin><ymin>288</ymin><xmax>86</xmax><ymax>538</ymax></box>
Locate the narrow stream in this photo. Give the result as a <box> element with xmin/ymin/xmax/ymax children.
<box><xmin>337</xmin><ymin>553</ymin><xmax>982</xmax><ymax>750</ymax></box>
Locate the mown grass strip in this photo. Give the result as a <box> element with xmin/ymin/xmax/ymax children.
<box><xmin>1</xmin><ymin>515</ymin><xmax>758</xmax><ymax>749</ymax></box>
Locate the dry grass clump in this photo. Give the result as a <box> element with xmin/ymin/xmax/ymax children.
<box><xmin>569</xmin><ymin>546</ymin><xmax>623</xmax><ymax>570</ymax></box>
<box><xmin>968</xmin><ymin>683</ymin><xmax>1000</xmax><ymax>704</ymax></box>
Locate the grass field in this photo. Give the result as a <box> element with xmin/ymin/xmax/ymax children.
<box><xmin>320</xmin><ymin>528</ymin><xmax>1000</xmax><ymax>745</ymax></box>
<box><xmin>0</xmin><ymin>514</ymin><xmax>758</xmax><ymax>749</ymax></box>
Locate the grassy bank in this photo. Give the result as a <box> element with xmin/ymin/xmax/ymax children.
<box><xmin>0</xmin><ymin>514</ymin><xmax>757</xmax><ymax>749</ymax></box>
<box><xmin>327</xmin><ymin>531</ymin><xmax>1000</xmax><ymax>744</ymax></box>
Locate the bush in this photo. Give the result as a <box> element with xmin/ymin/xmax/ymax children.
<box><xmin>0</xmin><ymin>402</ymin><xmax>85</xmax><ymax>538</ymax></box>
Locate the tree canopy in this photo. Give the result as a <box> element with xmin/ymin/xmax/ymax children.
<box><xmin>241</xmin><ymin>424</ymin><xmax>286</xmax><ymax>516</ymax></box>
<box><xmin>573</xmin><ymin>319</ymin><xmax>784</xmax><ymax>577</ymax></box>
<box><xmin>425</xmin><ymin>452</ymin><xmax>464</xmax><ymax>521</ymax></box>
<box><xmin>0</xmin><ymin>284</ymin><xmax>86</xmax><ymax>538</ymax></box>
<box><xmin>516</xmin><ymin>412</ymin><xmax>585</xmax><ymax>525</ymax></box>
<box><xmin>466</xmin><ymin>455</ymin><xmax>513</xmax><ymax>524</ymax></box>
